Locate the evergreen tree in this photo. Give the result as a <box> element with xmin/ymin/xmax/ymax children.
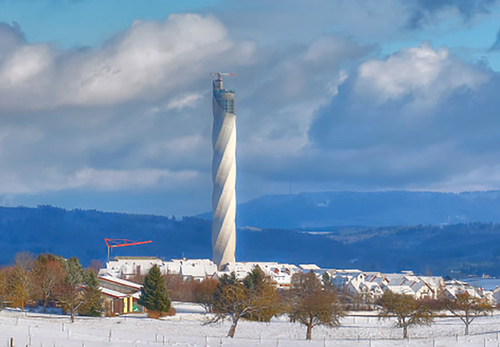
<box><xmin>322</xmin><ymin>272</ymin><xmax>335</xmax><ymax>292</ymax></box>
<box><xmin>138</xmin><ymin>265</ymin><xmax>171</xmax><ymax>315</ymax></box>
<box><xmin>64</xmin><ymin>257</ymin><xmax>86</xmax><ymax>286</ymax></box>
<box><xmin>58</xmin><ymin>257</ymin><xmax>87</xmax><ymax>323</ymax></box>
<box><xmin>79</xmin><ymin>272</ymin><xmax>103</xmax><ymax>317</ymax></box>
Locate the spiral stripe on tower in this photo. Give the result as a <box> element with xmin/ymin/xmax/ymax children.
<box><xmin>211</xmin><ymin>77</ymin><xmax>236</xmax><ymax>267</ymax></box>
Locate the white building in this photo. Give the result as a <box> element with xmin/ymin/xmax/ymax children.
<box><xmin>100</xmin><ymin>257</ymin><xmax>164</xmax><ymax>279</ymax></box>
<box><xmin>100</xmin><ymin>257</ymin><xmax>217</xmax><ymax>281</ymax></box>
<box><xmin>218</xmin><ymin>262</ymin><xmax>299</xmax><ymax>288</ymax></box>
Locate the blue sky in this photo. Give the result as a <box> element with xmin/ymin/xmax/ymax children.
<box><xmin>1</xmin><ymin>0</ymin><xmax>500</xmax><ymax>216</ymax></box>
<box><xmin>0</xmin><ymin>0</ymin><xmax>222</xmax><ymax>48</ymax></box>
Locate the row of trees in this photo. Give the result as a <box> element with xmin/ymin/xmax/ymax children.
<box><xmin>0</xmin><ymin>253</ymin><xmax>103</xmax><ymax>322</ymax></box>
<box><xmin>379</xmin><ymin>290</ymin><xmax>494</xmax><ymax>338</ymax></box>
<box><xmin>140</xmin><ymin>268</ymin><xmax>345</xmax><ymax>339</ymax></box>
<box><xmin>2</xmin><ymin>253</ymin><xmax>492</xmax><ymax>339</ymax></box>
<box><xmin>140</xmin><ymin>266</ymin><xmax>494</xmax><ymax>340</ymax></box>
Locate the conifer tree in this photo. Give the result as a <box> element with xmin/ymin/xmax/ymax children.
<box><xmin>138</xmin><ymin>265</ymin><xmax>171</xmax><ymax>316</ymax></box>
<box><xmin>58</xmin><ymin>257</ymin><xmax>87</xmax><ymax>323</ymax></box>
<box><xmin>79</xmin><ymin>272</ymin><xmax>103</xmax><ymax>317</ymax></box>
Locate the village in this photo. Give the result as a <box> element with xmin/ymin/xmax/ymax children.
<box><xmin>98</xmin><ymin>256</ymin><xmax>498</xmax><ymax>316</ymax></box>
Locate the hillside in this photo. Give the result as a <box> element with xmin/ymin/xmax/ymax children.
<box><xmin>3</xmin><ymin>205</ymin><xmax>500</xmax><ymax>276</ymax></box>
<box><xmin>199</xmin><ymin>190</ymin><xmax>500</xmax><ymax>229</ymax></box>
<box><xmin>0</xmin><ymin>205</ymin><xmax>211</xmax><ymax>266</ymax></box>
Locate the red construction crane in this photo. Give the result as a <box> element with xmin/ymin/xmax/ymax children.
<box><xmin>104</xmin><ymin>238</ymin><xmax>152</xmax><ymax>263</ymax></box>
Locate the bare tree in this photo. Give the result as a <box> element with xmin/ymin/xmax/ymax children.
<box><xmin>193</xmin><ymin>277</ymin><xmax>219</xmax><ymax>313</ymax></box>
<box><xmin>163</xmin><ymin>273</ymin><xmax>184</xmax><ymax>301</ymax></box>
<box><xmin>445</xmin><ymin>292</ymin><xmax>493</xmax><ymax>335</ymax></box>
<box><xmin>14</xmin><ymin>252</ymin><xmax>35</xmax><ymax>271</ymax></box>
<box><xmin>58</xmin><ymin>283</ymin><xmax>84</xmax><ymax>323</ymax></box>
<box><xmin>379</xmin><ymin>291</ymin><xmax>434</xmax><ymax>339</ymax></box>
<box><xmin>33</xmin><ymin>255</ymin><xmax>66</xmax><ymax>312</ymax></box>
<box><xmin>209</xmin><ymin>269</ymin><xmax>280</xmax><ymax>338</ymax></box>
<box><xmin>0</xmin><ymin>267</ymin><xmax>12</xmax><ymax>310</ymax></box>
<box><xmin>9</xmin><ymin>265</ymin><xmax>33</xmax><ymax>311</ymax></box>
<box><xmin>288</xmin><ymin>272</ymin><xmax>345</xmax><ymax>340</ymax></box>
<box><xmin>88</xmin><ymin>259</ymin><xmax>104</xmax><ymax>274</ymax></box>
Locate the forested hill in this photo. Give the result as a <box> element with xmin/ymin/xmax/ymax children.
<box><xmin>0</xmin><ymin>205</ymin><xmax>211</xmax><ymax>266</ymax></box>
<box><xmin>209</xmin><ymin>190</ymin><xmax>500</xmax><ymax>229</ymax></box>
<box><xmin>4</xmin><ymin>205</ymin><xmax>500</xmax><ymax>277</ymax></box>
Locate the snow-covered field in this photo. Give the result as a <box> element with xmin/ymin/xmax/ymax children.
<box><xmin>2</xmin><ymin>302</ymin><xmax>500</xmax><ymax>346</ymax></box>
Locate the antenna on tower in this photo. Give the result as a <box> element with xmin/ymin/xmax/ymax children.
<box><xmin>210</xmin><ymin>72</ymin><xmax>236</xmax><ymax>81</ymax></box>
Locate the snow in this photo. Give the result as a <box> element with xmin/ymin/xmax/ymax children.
<box><xmin>99</xmin><ymin>275</ymin><xmax>143</xmax><ymax>291</ymax></box>
<box><xmin>2</xmin><ymin>303</ymin><xmax>500</xmax><ymax>346</ymax></box>
<box><xmin>99</xmin><ymin>287</ymin><xmax>130</xmax><ymax>299</ymax></box>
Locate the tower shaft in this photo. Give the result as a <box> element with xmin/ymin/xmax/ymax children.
<box><xmin>211</xmin><ymin>77</ymin><xmax>236</xmax><ymax>267</ymax></box>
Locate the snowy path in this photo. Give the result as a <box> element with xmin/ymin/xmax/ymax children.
<box><xmin>1</xmin><ymin>303</ymin><xmax>500</xmax><ymax>346</ymax></box>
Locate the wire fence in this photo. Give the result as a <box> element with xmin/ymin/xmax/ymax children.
<box><xmin>3</xmin><ymin>312</ymin><xmax>500</xmax><ymax>347</ymax></box>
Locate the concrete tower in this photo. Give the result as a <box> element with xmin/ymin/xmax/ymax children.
<box><xmin>210</xmin><ymin>72</ymin><xmax>236</xmax><ymax>267</ymax></box>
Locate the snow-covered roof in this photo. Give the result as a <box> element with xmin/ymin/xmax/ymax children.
<box><xmin>335</xmin><ymin>269</ymin><xmax>362</xmax><ymax>273</ymax></box>
<box><xmin>409</xmin><ymin>281</ymin><xmax>432</xmax><ymax>294</ymax></box>
<box><xmin>387</xmin><ymin>285</ymin><xmax>415</xmax><ymax>296</ymax></box>
<box><xmin>420</xmin><ymin>276</ymin><xmax>444</xmax><ymax>288</ymax></box>
<box><xmin>98</xmin><ymin>275</ymin><xmax>143</xmax><ymax>290</ymax></box>
<box><xmin>384</xmin><ymin>274</ymin><xmax>407</xmax><ymax>286</ymax></box>
<box><xmin>100</xmin><ymin>287</ymin><xmax>128</xmax><ymax>299</ymax></box>
<box><xmin>99</xmin><ymin>287</ymin><xmax>142</xmax><ymax>300</ymax></box>
<box><xmin>180</xmin><ymin>263</ymin><xmax>209</xmax><ymax>278</ymax></box>
<box><xmin>299</xmin><ymin>264</ymin><xmax>321</xmax><ymax>270</ymax></box>
<box><xmin>361</xmin><ymin>282</ymin><xmax>384</xmax><ymax>293</ymax></box>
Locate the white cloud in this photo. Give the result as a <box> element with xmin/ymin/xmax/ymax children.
<box><xmin>65</xmin><ymin>168</ymin><xmax>199</xmax><ymax>191</ymax></box>
<box><xmin>0</xmin><ymin>167</ymin><xmax>199</xmax><ymax>194</ymax></box>
<box><xmin>162</xmin><ymin>93</ymin><xmax>204</xmax><ymax>112</ymax></box>
<box><xmin>355</xmin><ymin>43</ymin><xmax>490</xmax><ymax>109</ymax></box>
<box><xmin>1</xmin><ymin>6</ymin><xmax>498</xmax><ymax>216</ymax></box>
<box><xmin>0</xmin><ymin>14</ymin><xmax>254</xmax><ymax>111</ymax></box>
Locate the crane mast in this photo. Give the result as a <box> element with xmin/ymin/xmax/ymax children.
<box><xmin>104</xmin><ymin>238</ymin><xmax>152</xmax><ymax>263</ymax></box>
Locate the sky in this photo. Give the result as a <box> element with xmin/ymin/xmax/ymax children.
<box><xmin>1</xmin><ymin>0</ymin><xmax>500</xmax><ymax>217</ymax></box>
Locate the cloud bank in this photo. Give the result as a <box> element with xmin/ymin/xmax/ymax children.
<box><xmin>0</xmin><ymin>1</ymin><xmax>499</xmax><ymax>215</ymax></box>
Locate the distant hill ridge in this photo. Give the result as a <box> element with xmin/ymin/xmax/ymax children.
<box><xmin>0</xmin><ymin>205</ymin><xmax>211</xmax><ymax>266</ymax></box>
<box><xmin>4</xmin><ymin>192</ymin><xmax>500</xmax><ymax>276</ymax></box>
<box><xmin>198</xmin><ymin>190</ymin><xmax>500</xmax><ymax>229</ymax></box>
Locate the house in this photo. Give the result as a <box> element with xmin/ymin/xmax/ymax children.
<box><xmin>385</xmin><ymin>285</ymin><xmax>415</xmax><ymax>296</ymax></box>
<box><xmin>216</xmin><ymin>262</ymin><xmax>300</xmax><ymax>289</ymax></box>
<box><xmin>259</xmin><ymin>263</ymin><xmax>299</xmax><ymax>289</ymax></box>
<box><xmin>408</xmin><ymin>281</ymin><xmax>434</xmax><ymax>300</ymax></box>
<box><xmin>100</xmin><ymin>257</ymin><xmax>164</xmax><ymax>279</ymax></box>
<box><xmin>167</xmin><ymin>259</ymin><xmax>218</xmax><ymax>281</ymax></box>
<box><xmin>492</xmin><ymin>286</ymin><xmax>500</xmax><ymax>305</ymax></box>
<box><xmin>100</xmin><ymin>288</ymin><xmax>142</xmax><ymax>316</ymax></box>
<box><xmin>442</xmin><ymin>280</ymin><xmax>487</xmax><ymax>300</ymax></box>
<box><xmin>98</xmin><ymin>275</ymin><xmax>142</xmax><ymax>294</ymax></box>
<box><xmin>346</xmin><ymin>280</ymin><xmax>383</xmax><ymax>302</ymax></box>
<box><xmin>218</xmin><ymin>262</ymin><xmax>257</xmax><ymax>280</ymax></box>
<box><xmin>98</xmin><ymin>275</ymin><xmax>144</xmax><ymax>316</ymax></box>
<box><xmin>330</xmin><ymin>270</ymin><xmax>364</xmax><ymax>289</ymax></box>
<box><xmin>299</xmin><ymin>264</ymin><xmax>322</xmax><ymax>271</ymax></box>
